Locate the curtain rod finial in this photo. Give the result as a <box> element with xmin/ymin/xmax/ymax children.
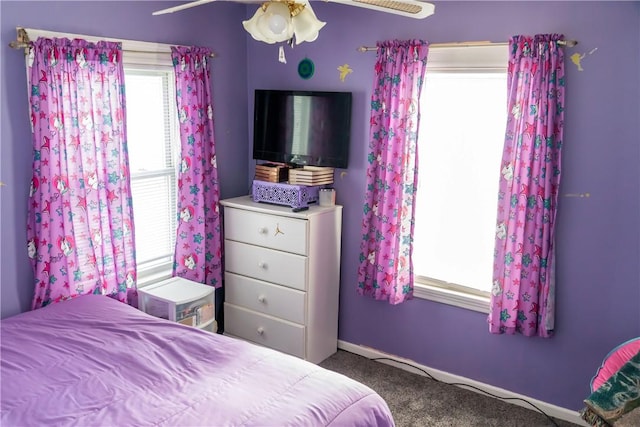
<box><xmin>561</xmin><ymin>40</ymin><xmax>578</xmax><ymax>47</ymax></box>
<box><xmin>9</xmin><ymin>27</ymin><xmax>30</xmax><ymax>54</ymax></box>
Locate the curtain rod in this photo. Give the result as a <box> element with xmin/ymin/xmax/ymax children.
<box><xmin>8</xmin><ymin>27</ymin><xmax>216</xmax><ymax>58</ymax></box>
<box><xmin>356</xmin><ymin>39</ymin><xmax>578</xmax><ymax>52</ymax></box>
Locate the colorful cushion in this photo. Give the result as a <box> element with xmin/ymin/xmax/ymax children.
<box><xmin>591</xmin><ymin>338</ymin><xmax>640</xmax><ymax>392</ymax></box>
<box><xmin>582</xmin><ymin>350</ymin><xmax>640</xmax><ymax>426</ymax></box>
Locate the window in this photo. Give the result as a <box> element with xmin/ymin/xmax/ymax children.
<box><xmin>413</xmin><ymin>45</ymin><xmax>508</xmax><ymax>312</ymax></box>
<box><xmin>124</xmin><ymin>66</ymin><xmax>179</xmax><ymax>284</ymax></box>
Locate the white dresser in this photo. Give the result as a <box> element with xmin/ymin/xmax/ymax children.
<box><xmin>220</xmin><ymin>195</ymin><xmax>342</xmax><ymax>364</ymax></box>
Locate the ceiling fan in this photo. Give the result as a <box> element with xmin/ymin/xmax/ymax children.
<box><xmin>153</xmin><ymin>0</ymin><xmax>435</xmax><ymax>45</ymax></box>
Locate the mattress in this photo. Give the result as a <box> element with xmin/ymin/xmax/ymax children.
<box><xmin>1</xmin><ymin>294</ymin><xmax>394</xmax><ymax>426</ymax></box>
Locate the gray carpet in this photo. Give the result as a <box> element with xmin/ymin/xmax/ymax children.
<box><xmin>319</xmin><ymin>350</ymin><xmax>581</xmax><ymax>427</ymax></box>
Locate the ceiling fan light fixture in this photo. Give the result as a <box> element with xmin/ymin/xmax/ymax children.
<box><xmin>243</xmin><ymin>2</ymin><xmax>294</xmax><ymax>44</ymax></box>
<box><xmin>243</xmin><ymin>7</ymin><xmax>273</xmax><ymax>43</ymax></box>
<box><xmin>243</xmin><ymin>0</ymin><xmax>325</xmax><ymax>45</ymax></box>
<box><xmin>260</xmin><ymin>2</ymin><xmax>293</xmax><ymax>38</ymax></box>
<box><xmin>291</xmin><ymin>3</ymin><xmax>326</xmax><ymax>45</ymax></box>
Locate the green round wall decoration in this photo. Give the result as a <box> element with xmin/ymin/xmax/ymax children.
<box><xmin>298</xmin><ymin>58</ymin><xmax>315</xmax><ymax>79</ymax></box>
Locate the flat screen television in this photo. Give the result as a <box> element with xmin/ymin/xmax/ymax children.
<box><xmin>252</xmin><ymin>89</ymin><xmax>352</xmax><ymax>169</ymax></box>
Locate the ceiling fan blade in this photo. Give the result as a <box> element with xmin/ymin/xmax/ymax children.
<box><xmin>152</xmin><ymin>0</ymin><xmax>219</xmax><ymax>16</ymax></box>
<box><xmin>327</xmin><ymin>0</ymin><xmax>435</xmax><ymax>19</ymax></box>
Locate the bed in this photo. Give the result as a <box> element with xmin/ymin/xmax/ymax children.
<box><xmin>0</xmin><ymin>294</ymin><xmax>394</xmax><ymax>426</ymax></box>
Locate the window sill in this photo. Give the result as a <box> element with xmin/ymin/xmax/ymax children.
<box><xmin>137</xmin><ymin>269</ymin><xmax>173</xmax><ymax>288</ymax></box>
<box><xmin>413</xmin><ymin>283</ymin><xmax>490</xmax><ymax>314</ymax></box>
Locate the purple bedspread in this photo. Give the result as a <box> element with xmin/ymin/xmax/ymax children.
<box><xmin>1</xmin><ymin>295</ymin><xmax>394</xmax><ymax>426</ymax></box>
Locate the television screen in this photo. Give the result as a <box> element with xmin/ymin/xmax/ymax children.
<box><xmin>252</xmin><ymin>90</ymin><xmax>352</xmax><ymax>169</ymax></box>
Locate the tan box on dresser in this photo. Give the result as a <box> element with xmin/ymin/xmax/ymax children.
<box><xmin>220</xmin><ymin>195</ymin><xmax>342</xmax><ymax>364</ymax></box>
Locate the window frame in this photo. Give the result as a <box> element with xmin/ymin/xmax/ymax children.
<box><xmin>413</xmin><ymin>44</ymin><xmax>509</xmax><ymax>313</ymax></box>
<box><xmin>123</xmin><ymin>62</ymin><xmax>180</xmax><ymax>288</ymax></box>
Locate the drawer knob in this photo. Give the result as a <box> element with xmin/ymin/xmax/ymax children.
<box><xmin>258</xmin><ymin>295</ymin><xmax>266</xmax><ymax>303</ymax></box>
<box><xmin>258</xmin><ymin>227</ymin><xmax>268</xmax><ymax>234</ymax></box>
<box><xmin>257</xmin><ymin>327</ymin><xmax>265</xmax><ymax>335</ymax></box>
<box><xmin>258</xmin><ymin>261</ymin><xmax>267</xmax><ymax>269</ymax></box>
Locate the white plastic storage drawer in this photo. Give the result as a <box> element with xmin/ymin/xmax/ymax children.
<box><xmin>224</xmin><ymin>303</ymin><xmax>305</xmax><ymax>359</ymax></box>
<box><xmin>138</xmin><ymin>277</ymin><xmax>215</xmax><ymax>328</ymax></box>
<box><xmin>175</xmin><ymin>296</ymin><xmax>215</xmax><ymax>327</ymax></box>
<box><xmin>224</xmin><ymin>207</ymin><xmax>308</xmax><ymax>255</ymax></box>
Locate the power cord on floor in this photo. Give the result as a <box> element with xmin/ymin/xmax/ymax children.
<box><xmin>369</xmin><ymin>357</ymin><xmax>560</xmax><ymax>427</ymax></box>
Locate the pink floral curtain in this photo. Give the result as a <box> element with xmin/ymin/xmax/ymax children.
<box><xmin>357</xmin><ymin>40</ymin><xmax>429</xmax><ymax>305</ymax></box>
<box><xmin>489</xmin><ymin>34</ymin><xmax>566</xmax><ymax>337</ymax></box>
<box><xmin>171</xmin><ymin>46</ymin><xmax>222</xmax><ymax>287</ymax></box>
<box><xmin>26</xmin><ymin>38</ymin><xmax>137</xmax><ymax>309</ymax></box>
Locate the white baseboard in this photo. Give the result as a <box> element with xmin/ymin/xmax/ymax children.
<box><xmin>337</xmin><ymin>340</ymin><xmax>588</xmax><ymax>426</ymax></box>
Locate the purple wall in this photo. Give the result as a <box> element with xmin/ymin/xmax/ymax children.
<box><xmin>243</xmin><ymin>1</ymin><xmax>640</xmax><ymax>411</ymax></box>
<box><xmin>0</xmin><ymin>1</ymin><xmax>249</xmax><ymax>317</ymax></box>
<box><xmin>1</xmin><ymin>0</ymin><xmax>638</xmax><ymax>413</ymax></box>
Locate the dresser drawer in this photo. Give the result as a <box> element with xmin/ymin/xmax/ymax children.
<box><xmin>225</xmin><ymin>272</ymin><xmax>305</xmax><ymax>324</ymax></box>
<box><xmin>224</xmin><ymin>207</ymin><xmax>308</xmax><ymax>255</ymax></box>
<box><xmin>225</xmin><ymin>240</ymin><xmax>307</xmax><ymax>291</ymax></box>
<box><xmin>224</xmin><ymin>303</ymin><xmax>305</xmax><ymax>359</ymax></box>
